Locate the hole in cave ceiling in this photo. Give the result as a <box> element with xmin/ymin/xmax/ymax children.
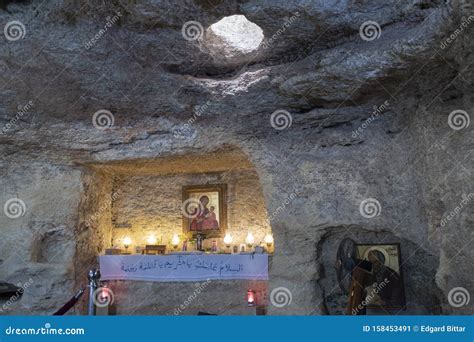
<box><xmin>164</xmin><ymin>15</ymin><xmax>265</xmax><ymax>78</ymax></box>
<box><xmin>204</xmin><ymin>15</ymin><xmax>264</xmax><ymax>67</ymax></box>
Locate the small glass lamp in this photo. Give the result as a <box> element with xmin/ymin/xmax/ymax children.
<box><xmin>245</xmin><ymin>232</ymin><xmax>254</xmax><ymax>248</ymax></box>
<box><xmin>264</xmin><ymin>233</ymin><xmax>274</xmax><ymax>247</ymax></box>
<box><xmin>123</xmin><ymin>236</ymin><xmax>132</xmax><ymax>253</ymax></box>
<box><xmin>223</xmin><ymin>233</ymin><xmax>233</xmax><ymax>251</ymax></box>
<box><xmin>147</xmin><ymin>235</ymin><xmax>157</xmax><ymax>245</ymax></box>
<box><xmin>247</xmin><ymin>289</ymin><xmax>256</xmax><ymax>307</ymax></box>
<box><xmin>172</xmin><ymin>234</ymin><xmax>180</xmax><ymax>250</ymax></box>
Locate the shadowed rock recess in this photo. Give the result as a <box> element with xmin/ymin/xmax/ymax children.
<box><xmin>0</xmin><ymin>0</ymin><xmax>473</xmax><ymax>315</ymax></box>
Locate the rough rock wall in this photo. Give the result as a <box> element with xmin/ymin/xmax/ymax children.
<box><xmin>108</xmin><ymin>279</ymin><xmax>268</xmax><ymax>315</ymax></box>
<box><xmin>0</xmin><ymin>0</ymin><xmax>472</xmax><ymax>315</ymax></box>
<box><xmin>75</xmin><ymin>170</ymin><xmax>114</xmax><ymax>281</ymax></box>
<box><xmin>0</xmin><ymin>163</ymin><xmax>82</xmax><ymax>314</ymax></box>
<box><xmin>409</xmin><ymin>95</ymin><xmax>474</xmax><ymax>314</ymax></box>
<box><xmin>255</xmin><ymin>95</ymin><xmax>473</xmax><ymax>315</ymax></box>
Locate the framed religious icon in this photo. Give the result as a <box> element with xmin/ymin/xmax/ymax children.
<box><xmin>356</xmin><ymin>243</ymin><xmax>406</xmax><ymax>311</ymax></box>
<box><xmin>182</xmin><ymin>184</ymin><xmax>227</xmax><ymax>238</ymax></box>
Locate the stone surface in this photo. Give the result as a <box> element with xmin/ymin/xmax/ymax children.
<box><xmin>107</xmin><ymin>279</ymin><xmax>268</xmax><ymax>316</ymax></box>
<box><xmin>0</xmin><ymin>0</ymin><xmax>472</xmax><ymax>315</ymax></box>
<box><xmin>111</xmin><ymin>168</ymin><xmax>271</xmax><ymax>251</ymax></box>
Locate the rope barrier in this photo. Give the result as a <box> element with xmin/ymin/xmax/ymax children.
<box><xmin>51</xmin><ymin>268</ymin><xmax>103</xmax><ymax>316</ymax></box>
<box><xmin>52</xmin><ymin>288</ymin><xmax>85</xmax><ymax>316</ymax></box>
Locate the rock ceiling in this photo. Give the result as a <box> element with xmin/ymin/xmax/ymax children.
<box><xmin>0</xmin><ymin>0</ymin><xmax>472</xmax><ymax>165</ymax></box>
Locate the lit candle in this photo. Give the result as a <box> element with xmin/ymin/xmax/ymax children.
<box><xmin>223</xmin><ymin>233</ymin><xmax>233</xmax><ymax>248</ymax></box>
<box><xmin>147</xmin><ymin>235</ymin><xmax>157</xmax><ymax>245</ymax></box>
<box><xmin>172</xmin><ymin>234</ymin><xmax>180</xmax><ymax>249</ymax></box>
<box><xmin>123</xmin><ymin>236</ymin><xmax>132</xmax><ymax>250</ymax></box>
<box><xmin>245</xmin><ymin>232</ymin><xmax>254</xmax><ymax>247</ymax></box>
<box><xmin>247</xmin><ymin>289</ymin><xmax>256</xmax><ymax>307</ymax></box>
<box><xmin>264</xmin><ymin>233</ymin><xmax>274</xmax><ymax>247</ymax></box>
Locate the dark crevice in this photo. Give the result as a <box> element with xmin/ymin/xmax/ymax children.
<box><xmin>320</xmin><ymin>140</ymin><xmax>363</xmax><ymax>148</ymax></box>
<box><xmin>0</xmin><ymin>0</ymin><xmax>29</xmax><ymax>11</ymax></box>
<box><xmin>386</xmin><ymin>129</ymin><xmax>403</xmax><ymax>135</ymax></box>
<box><xmin>161</xmin><ymin>62</ymin><xmax>261</xmax><ymax>80</ymax></box>
<box><xmin>414</xmin><ymin>0</ymin><xmax>443</xmax><ymax>10</ymax></box>
<box><xmin>90</xmin><ymin>130</ymin><xmax>170</xmax><ymax>154</ymax></box>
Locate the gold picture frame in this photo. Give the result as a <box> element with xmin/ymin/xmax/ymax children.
<box><xmin>182</xmin><ymin>184</ymin><xmax>227</xmax><ymax>238</ymax></box>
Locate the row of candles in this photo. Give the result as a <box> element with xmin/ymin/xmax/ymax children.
<box><xmin>224</xmin><ymin>232</ymin><xmax>274</xmax><ymax>248</ymax></box>
<box><xmin>121</xmin><ymin>232</ymin><xmax>274</xmax><ymax>250</ymax></box>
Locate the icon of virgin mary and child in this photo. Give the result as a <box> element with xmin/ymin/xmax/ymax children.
<box><xmin>189</xmin><ymin>195</ymin><xmax>219</xmax><ymax>231</ymax></box>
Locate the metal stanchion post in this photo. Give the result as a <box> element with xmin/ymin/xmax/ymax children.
<box><xmin>87</xmin><ymin>268</ymin><xmax>101</xmax><ymax>316</ymax></box>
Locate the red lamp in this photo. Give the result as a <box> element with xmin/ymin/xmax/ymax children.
<box><xmin>98</xmin><ymin>286</ymin><xmax>111</xmax><ymax>303</ymax></box>
<box><xmin>247</xmin><ymin>289</ymin><xmax>256</xmax><ymax>307</ymax></box>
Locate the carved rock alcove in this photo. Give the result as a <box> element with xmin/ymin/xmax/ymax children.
<box><xmin>76</xmin><ymin>147</ymin><xmax>273</xmax><ymax>315</ymax></box>
<box><xmin>316</xmin><ymin>227</ymin><xmax>444</xmax><ymax>315</ymax></box>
